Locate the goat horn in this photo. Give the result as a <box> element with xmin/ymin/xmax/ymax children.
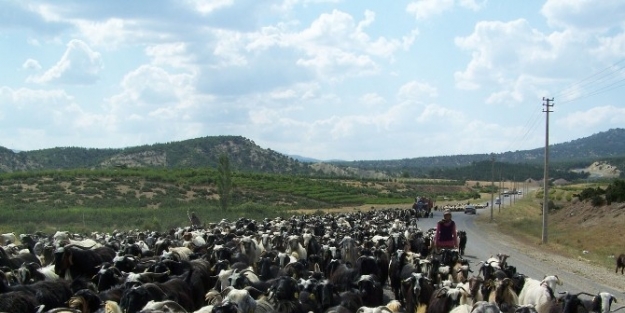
<box><xmin>575</xmin><ymin>292</ymin><xmax>596</xmax><ymax>297</ymax></box>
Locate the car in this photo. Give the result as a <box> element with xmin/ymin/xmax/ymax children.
<box><xmin>464</xmin><ymin>205</ymin><xmax>476</xmax><ymax>214</ymax></box>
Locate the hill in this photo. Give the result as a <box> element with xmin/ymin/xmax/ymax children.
<box><xmin>330</xmin><ymin>128</ymin><xmax>625</xmax><ymax>176</ymax></box>
<box><xmin>0</xmin><ymin>128</ymin><xmax>624</xmax><ymax>179</ymax></box>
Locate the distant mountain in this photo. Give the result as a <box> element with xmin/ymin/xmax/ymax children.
<box><xmin>0</xmin><ymin>128</ymin><xmax>623</xmax><ymax>178</ymax></box>
<box><xmin>329</xmin><ymin>128</ymin><xmax>625</xmax><ymax>176</ymax></box>
<box><xmin>286</xmin><ymin>154</ymin><xmax>320</xmax><ymax>163</ymax></box>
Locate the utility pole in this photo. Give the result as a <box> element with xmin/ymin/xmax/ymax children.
<box><xmin>499</xmin><ymin>174</ymin><xmax>502</xmax><ymax>212</ymax></box>
<box><xmin>490</xmin><ymin>153</ymin><xmax>495</xmax><ymax>222</ymax></box>
<box><xmin>542</xmin><ymin>97</ymin><xmax>554</xmax><ymax>244</ymax></box>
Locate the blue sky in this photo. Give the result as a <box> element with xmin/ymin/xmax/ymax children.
<box><xmin>1</xmin><ymin>0</ymin><xmax>624</xmax><ymax>161</ymax></box>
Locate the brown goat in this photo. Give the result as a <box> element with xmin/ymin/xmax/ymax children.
<box><xmin>615</xmin><ymin>253</ymin><xmax>625</xmax><ymax>274</ymax></box>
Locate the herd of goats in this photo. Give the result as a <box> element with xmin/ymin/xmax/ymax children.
<box><xmin>0</xmin><ymin>207</ymin><xmax>621</xmax><ymax>313</ymax></box>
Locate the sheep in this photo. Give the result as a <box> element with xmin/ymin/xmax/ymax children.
<box><xmin>518</xmin><ymin>275</ymin><xmax>562</xmax><ymax>313</ymax></box>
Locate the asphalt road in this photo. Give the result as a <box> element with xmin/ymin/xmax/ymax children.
<box><xmin>416</xmin><ymin>207</ymin><xmax>623</xmax><ymax>298</ymax></box>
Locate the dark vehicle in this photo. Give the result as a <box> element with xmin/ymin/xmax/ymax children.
<box><xmin>464</xmin><ymin>205</ymin><xmax>476</xmax><ymax>214</ymax></box>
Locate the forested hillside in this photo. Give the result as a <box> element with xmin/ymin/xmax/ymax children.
<box><xmin>0</xmin><ymin>129</ymin><xmax>623</xmax><ymax>180</ymax></box>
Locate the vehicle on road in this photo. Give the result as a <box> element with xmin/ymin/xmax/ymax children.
<box><xmin>464</xmin><ymin>205</ymin><xmax>476</xmax><ymax>214</ymax></box>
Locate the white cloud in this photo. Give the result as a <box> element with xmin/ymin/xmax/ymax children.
<box><xmin>145</xmin><ymin>43</ymin><xmax>197</xmax><ymax>71</ymax></box>
<box><xmin>29</xmin><ymin>39</ymin><xmax>103</xmax><ymax>85</ymax></box>
<box><xmin>22</xmin><ymin>59</ymin><xmax>42</xmax><ymax>70</ymax></box>
<box><xmin>361</xmin><ymin>93</ymin><xmax>386</xmax><ymax>107</ymax></box>
<box><xmin>417</xmin><ymin>104</ymin><xmax>464</xmax><ymax>123</ymax></box>
<box><xmin>557</xmin><ymin>105</ymin><xmax>625</xmax><ymax>130</ymax></box>
<box><xmin>458</xmin><ymin>0</ymin><xmax>485</xmax><ymax>11</ymax></box>
<box><xmin>541</xmin><ymin>0</ymin><xmax>625</xmax><ymax>31</ymax></box>
<box><xmin>397</xmin><ymin>81</ymin><xmax>438</xmax><ymax>102</ymax></box>
<box><xmin>406</xmin><ymin>0</ymin><xmax>454</xmax><ymax>20</ymax></box>
<box><xmin>0</xmin><ymin>87</ymin><xmax>78</xmax><ymax>140</ymax></box>
<box><xmin>183</xmin><ymin>0</ymin><xmax>234</xmax><ymax>15</ymax></box>
<box><xmin>288</xmin><ymin>9</ymin><xmax>406</xmax><ymax>80</ymax></box>
<box><xmin>453</xmin><ymin>19</ymin><xmax>562</xmax><ymax>93</ymax></box>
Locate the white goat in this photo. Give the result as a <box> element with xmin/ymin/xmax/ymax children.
<box><xmin>356</xmin><ymin>305</ymin><xmax>394</xmax><ymax>313</ymax></box>
<box><xmin>518</xmin><ymin>275</ymin><xmax>562</xmax><ymax>313</ymax></box>
<box><xmin>0</xmin><ymin>232</ymin><xmax>16</xmax><ymax>245</ymax></box>
<box><xmin>52</xmin><ymin>231</ymin><xmax>101</xmax><ymax>248</ymax></box>
<box><xmin>223</xmin><ymin>286</ymin><xmax>257</xmax><ymax>313</ymax></box>
<box><xmin>141</xmin><ymin>300</ymin><xmax>189</xmax><ymax>312</ymax></box>
<box><xmin>285</xmin><ymin>235</ymin><xmax>307</xmax><ymax>261</ymax></box>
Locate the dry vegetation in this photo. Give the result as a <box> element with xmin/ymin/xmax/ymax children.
<box><xmin>478</xmin><ymin>184</ymin><xmax>625</xmax><ymax>271</ymax></box>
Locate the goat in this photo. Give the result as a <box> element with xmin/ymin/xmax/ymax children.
<box><xmin>0</xmin><ymin>290</ymin><xmax>40</xmax><ymax>313</ymax></box>
<box><xmin>222</xmin><ymin>286</ymin><xmax>257</xmax><ymax>313</ymax></box>
<box><xmin>548</xmin><ymin>291</ymin><xmax>594</xmax><ymax>313</ymax></box>
<box><xmin>139</xmin><ymin>299</ymin><xmax>189</xmax><ymax>312</ymax></box>
<box><xmin>385</xmin><ymin>300</ymin><xmax>404</xmax><ymax>313</ymax></box>
<box><xmin>17</xmin><ymin>262</ymin><xmax>58</xmax><ymax>284</ymax></box>
<box><xmin>426</xmin><ymin>287</ymin><xmax>464</xmax><ymax>313</ymax></box>
<box><xmin>0</xmin><ymin>273</ymin><xmax>73</xmax><ymax>311</ymax></box>
<box><xmin>457</xmin><ymin>231</ymin><xmax>467</xmax><ymax>256</ymax></box>
<box><xmin>586</xmin><ymin>291</ymin><xmax>619</xmax><ymax>313</ymax></box>
<box><xmin>489</xmin><ymin>277</ymin><xmax>518</xmax><ymax>312</ymax></box>
<box><xmin>356</xmin><ymin>305</ymin><xmax>394</xmax><ymax>313</ymax></box>
<box><xmin>53</xmin><ymin>244</ymin><xmax>115</xmax><ymax>281</ymax></box>
<box><xmin>52</xmin><ymin>231</ymin><xmax>101</xmax><ymax>249</ymax></box>
<box><xmin>615</xmin><ymin>253</ymin><xmax>625</xmax><ymax>274</ymax></box>
<box><xmin>450</xmin><ymin>301</ymin><xmax>501</xmax><ymax>313</ymax></box>
<box><xmin>0</xmin><ymin>246</ymin><xmax>41</xmax><ymax>270</ymax></box>
<box><xmin>518</xmin><ymin>275</ymin><xmax>562</xmax><ymax>313</ymax></box>
<box><xmin>0</xmin><ymin>233</ymin><xmax>17</xmax><ymax>246</ymax></box>
<box><xmin>119</xmin><ymin>278</ymin><xmax>195</xmax><ymax>313</ymax></box>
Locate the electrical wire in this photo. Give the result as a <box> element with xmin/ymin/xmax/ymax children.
<box><xmin>501</xmin><ymin>57</ymin><xmax>625</xmax><ymax>154</ymax></box>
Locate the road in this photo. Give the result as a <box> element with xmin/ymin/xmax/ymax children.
<box><xmin>414</xmin><ymin>206</ymin><xmax>623</xmax><ymax>299</ymax></box>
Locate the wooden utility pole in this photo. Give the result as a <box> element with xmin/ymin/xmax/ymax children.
<box><xmin>542</xmin><ymin>97</ymin><xmax>554</xmax><ymax>244</ymax></box>
<box><xmin>490</xmin><ymin>154</ymin><xmax>495</xmax><ymax>222</ymax></box>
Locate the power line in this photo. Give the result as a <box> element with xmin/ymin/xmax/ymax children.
<box><xmin>554</xmin><ymin>58</ymin><xmax>625</xmax><ymax>104</ymax></box>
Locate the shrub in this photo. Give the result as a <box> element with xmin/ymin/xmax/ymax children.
<box><xmin>591</xmin><ymin>195</ymin><xmax>605</xmax><ymax>207</ymax></box>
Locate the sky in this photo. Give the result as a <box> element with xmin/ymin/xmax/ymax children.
<box><xmin>1</xmin><ymin>0</ymin><xmax>624</xmax><ymax>161</ymax></box>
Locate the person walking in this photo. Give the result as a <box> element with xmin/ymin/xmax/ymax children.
<box><xmin>434</xmin><ymin>209</ymin><xmax>458</xmax><ymax>251</ymax></box>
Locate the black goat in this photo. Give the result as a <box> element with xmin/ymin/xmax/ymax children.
<box><xmin>0</xmin><ymin>273</ymin><xmax>73</xmax><ymax>311</ymax></box>
<box><xmin>119</xmin><ymin>277</ymin><xmax>195</xmax><ymax>313</ymax></box>
<box><xmin>357</xmin><ymin>274</ymin><xmax>384</xmax><ymax>307</ymax></box>
<box><xmin>54</xmin><ymin>244</ymin><xmax>115</xmax><ymax>281</ymax></box>
<box><xmin>67</xmin><ymin>288</ymin><xmax>102</xmax><ymax>313</ymax></box>
<box><xmin>0</xmin><ymin>291</ymin><xmax>39</xmax><ymax>313</ymax></box>
<box><xmin>616</xmin><ymin>253</ymin><xmax>625</xmax><ymax>274</ymax></box>
<box><xmin>0</xmin><ymin>246</ymin><xmax>40</xmax><ymax>270</ymax></box>
<box><xmin>458</xmin><ymin>231</ymin><xmax>467</xmax><ymax>256</ymax></box>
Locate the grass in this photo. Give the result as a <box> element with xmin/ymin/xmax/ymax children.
<box><xmin>478</xmin><ymin>185</ymin><xmax>625</xmax><ymax>271</ymax></box>
<box><xmin>0</xmin><ymin>169</ymin><xmax>480</xmax><ymax>234</ymax></box>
